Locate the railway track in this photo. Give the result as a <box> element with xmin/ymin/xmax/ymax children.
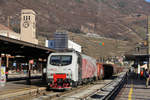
<box><xmin>32</xmin><ymin>79</ymin><xmax>116</xmax><ymax>100</ymax></box>
<box><xmin>0</xmin><ymin>72</ymin><xmax>127</xmax><ymax>100</ymax></box>
<box><xmin>52</xmin><ymin>80</ymin><xmax>112</xmax><ymax>100</ymax></box>
<box><xmin>2</xmin><ymin>79</ymin><xmax>112</xmax><ymax>100</ymax></box>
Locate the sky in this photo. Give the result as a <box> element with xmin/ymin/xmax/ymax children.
<box><xmin>145</xmin><ymin>0</ymin><xmax>150</xmax><ymax>3</ymax></box>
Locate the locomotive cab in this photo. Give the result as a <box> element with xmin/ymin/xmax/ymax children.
<box><xmin>46</xmin><ymin>52</ymin><xmax>80</xmax><ymax>89</ymax></box>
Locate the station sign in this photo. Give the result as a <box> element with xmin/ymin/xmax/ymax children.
<box><xmin>0</xmin><ymin>66</ymin><xmax>6</xmax><ymax>87</ymax></box>
<box><xmin>13</xmin><ymin>62</ymin><xmax>17</xmax><ymax>67</ymax></box>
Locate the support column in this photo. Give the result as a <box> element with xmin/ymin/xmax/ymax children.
<box><xmin>0</xmin><ymin>54</ymin><xmax>1</xmax><ymax>81</ymax></box>
<box><xmin>6</xmin><ymin>55</ymin><xmax>9</xmax><ymax>80</ymax></box>
<box><xmin>27</xmin><ymin>59</ymin><xmax>31</xmax><ymax>85</ymax></box>
<box><xmin>0</xmin><ymin>54</ymin><xmax>1</xmax><ymax>87</ymax></box>
<box><xmin>0</xmin><ymin>54</ymin><xmax>1</xmax><ymax>70</ymax></box>
<box><xmin>6</xmin><ymin>55</ymin><xmax>9</xmax><ymax>68</ymax></box>
<box><xmin>41</xmin><ymin>60</ymin><xmax>43</xmax><ymax>73</ymax></box>
<box><xmin>21</xmin><ymin>64</ymin><xmax>23</xmax><ymax>74</ymax></box>
<box><xmin>41</xmin><ymin>60</ymin><xmax>44</xmax><ymax>80</ymax></box>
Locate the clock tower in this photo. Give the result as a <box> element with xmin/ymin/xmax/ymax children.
<box><xmin>20</xmin><ymin>9</ymin><xmax>38</xmax><ymax>44</ymax></box>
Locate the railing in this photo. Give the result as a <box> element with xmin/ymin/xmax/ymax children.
<box><xmin>103</xmin><ymin>72</ymin><xmax>127</xmax><ymax>100</ymax></box>
<box><xmin>86</xmin><ymin>72</ymin><xmax>127</xmax><ymax>100</ymax></box>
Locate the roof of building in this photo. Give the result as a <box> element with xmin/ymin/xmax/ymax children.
<box><xmin>0</xmin><ymin>24</ymin><xmax>13</xmax><ymax>32</ymax></box>
<box><xmin>22</xmin><ymin>9</ymin><xmax>36</xmax><ymax>15</ymax></box>
<box><xmin>125</xmin><ymin>54</ymin><xmax>150</xmax><ymax>61</ymax></box>
<box><xmin>0</xmin><ymin>35</ymin><xmax>55</xmax><ymax>59</ymax></box>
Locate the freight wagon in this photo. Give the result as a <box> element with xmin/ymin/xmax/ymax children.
<box><xmin>46</xmin><ymin>51</ymin><xmax>97</xmax><ymax>89</ymax></box>
<box><xmin>97</xmin><ymin>63</ymin><xmax>104</xmax><ymax>80</ymax></box>
<box><xmin>96</xmin><ymin>63</ymin><xmax>123</xmax><ymax>79</ymax></box>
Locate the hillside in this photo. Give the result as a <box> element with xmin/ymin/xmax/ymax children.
<box><xmin>68</xmin><ymin>32</ymin><xmax>133</xmax><ymax>58</ymax></box>
<box><xmin>0</xmin><ymin>0</ymin><xmax>149</xmax><ymax>56</ymax></box>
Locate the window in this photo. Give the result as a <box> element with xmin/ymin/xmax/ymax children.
<box><xmin>61</xmin><ymin>56</ymin><xmax>72</xmax><ymax>66</ymax></box>
<box><xmin>50</xmin><ymin>56</ymin><xmax>61</xmax><ymax>66</ymax></box>
<box><xmin>50</xmin><ymin>42</ymin><xmax>53</xmax><ymax>46</ymax></box>
<box><xmin>50</xmin><ymin>55</ymin><xmax>72</xmax><ymax>66</ymax></box>
<box><xmin>26</xmin><ymin>16</ymin><xmax>28</xmax><ymax>20</ymax></box>
<box><xmin>24</xmin><ymin>16</ymin><xmax>26</xmax><ymax>20</ymax></box>
<box><xmin>23</xmin><ymin>16</ymin><xmax>31</xmax><ymax>20</ymax></box>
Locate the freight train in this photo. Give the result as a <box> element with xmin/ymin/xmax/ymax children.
<box><xmin>97</xmin><ymin>63</ymin><xmax>123</xmax><ymax>79</ymax></box>
<box><xmin>46</xmin><ymin>51</ymin><xmax>123</xmax><ymax>89</ymax></box>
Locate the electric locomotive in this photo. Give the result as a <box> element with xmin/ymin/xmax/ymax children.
<box><xmin>46</xmin><ymin>51</ymin><xmax>97</xmax><ymax>89</ymax></box>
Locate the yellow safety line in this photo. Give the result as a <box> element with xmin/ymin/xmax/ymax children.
<box><xmin>128</xmin><ymin>81</ymin><xmax>133</xmax><ymax>100</ymax></box>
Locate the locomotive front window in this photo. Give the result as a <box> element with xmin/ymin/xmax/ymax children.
<box><xmin>50</xmin><ymin>55</ymin><xmax>72</xmax><ymax>66</ymax></box>
<box><xmin>61</xmin><ymin>56</ymin><xmax>72</xmax><ymax>66</ymax></box>
<box><xmin>50</xmin><ymin>56</ymin><xmax>61</xmax><ymax>66</ymax></box>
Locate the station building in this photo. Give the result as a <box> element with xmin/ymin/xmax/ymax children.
<box><xmin>0</xmin><ymin>24</ymin><xmax>20</xmax><ymax>40</ymax></box>
<box><xmin>0</xmin><ymin>9</ymin><xmax>38</xmax><ymax>44</ymax></box>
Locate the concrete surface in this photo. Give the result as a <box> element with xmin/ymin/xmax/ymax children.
<box><xmin>115</xmin><ymin>72</ymin><xmax>150</xmax><ymax>100</ymax></box>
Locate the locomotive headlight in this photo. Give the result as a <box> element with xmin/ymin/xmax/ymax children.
<box><xmin>66</xmin><ymin>73</ymin><xmax>72</xmax><ymax>78</ymax></box>
<box><xmin>47</xmin><ymin>73</ymin><xmax>53</xmax><ymax>78</ymax></box>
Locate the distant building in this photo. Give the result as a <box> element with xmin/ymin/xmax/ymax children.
<box><xmin>45</xmin><ymin>40</ymin><xmax>55</xmax><ymax>49</ymax></box>
<box><xmin>68</xmin><ymin>40</ymin><xmax>82</xmax><ymax>52</ymax></box>
<box><xmin>54</xmin><ymin>31</ymin><xmax>68</xmax><ymax>50</ymax></box>
<box><xmin>0</xmin><ymin>24</ymin><xmax>20</xmax><ymax>40</ymax></box>
<box><xmin>81</xmin><ymin>23</ymin><xmax>95</xmax><ymax>33</ymax></box>
<box><xmin>44</xmin><ymin>30</ymin><xmax>82</xmax><ymax>52</ymax></box>
<box><xmin>37</xmin><ymin>35</ymin><xmax>47</xmax><ymax>46</ymax></box>
<box><xmin>46</xmin><ymin>38</ymin><xmax>82</xmax><ymax>52</ymax></box>
<box><xmin>20</xmin><ymin>9</ymin><xmax>38</xmax><ymax>44</ymax></box>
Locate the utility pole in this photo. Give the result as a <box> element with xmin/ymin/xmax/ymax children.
<box><xmin>7</xmin><ymin>16</ymin><xmax>10</xmax><ymax>28</ymax></box>
<box><xmin>147</xmin><ymin>16</ymin><xmax>150</xmax><ymax>70</ymax></box>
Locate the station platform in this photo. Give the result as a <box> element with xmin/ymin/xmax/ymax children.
<box><xmin>7</xmin><ymin>73</ymin><xmax>42</xmax><ymax>81</ymax></box>
<box><xmin>0</xmin><ymin>78</ymin><xmax>47</xmax><ymax>100</ymax></box>
<box><xmin>115</xmin><ymin>72</ymin><xmax>150</xmax><ymax>100</ymax></box>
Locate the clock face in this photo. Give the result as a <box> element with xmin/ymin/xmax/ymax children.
<box><xmin>23</xmin><ymin>21</ymin><xmax>29</xmax><ymax>28</ymax></box>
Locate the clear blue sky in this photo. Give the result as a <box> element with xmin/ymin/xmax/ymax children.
<box><xmin>145</xmin><ymin>0</ymin><xmax>150</xmax><ymax>3</ymax></box>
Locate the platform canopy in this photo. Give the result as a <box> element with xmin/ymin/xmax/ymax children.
<box><xmin>125</xmin><ymin>54</ymin><xmax>150</xmax><ymax>61</ymax></box>
<box><xmin>0</xmin><ymin>35</ymin><xmax>55</xmax><ymax>59</ymax></box>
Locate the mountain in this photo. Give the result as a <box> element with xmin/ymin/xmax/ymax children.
<box><xmin>0</xmin><ymin>0</ymin><xmax>149</xmax><ymax>56</ymax></box>
<box><xmin>0</xmin><ymin>0</ymin><xmax>148</xmax><ymax>39</ymax></box>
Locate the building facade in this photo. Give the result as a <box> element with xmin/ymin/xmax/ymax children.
<box><xmin>0</xmin><ymin>24</ymin><xmax>20</xmax><ymax>40</ymax></box>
